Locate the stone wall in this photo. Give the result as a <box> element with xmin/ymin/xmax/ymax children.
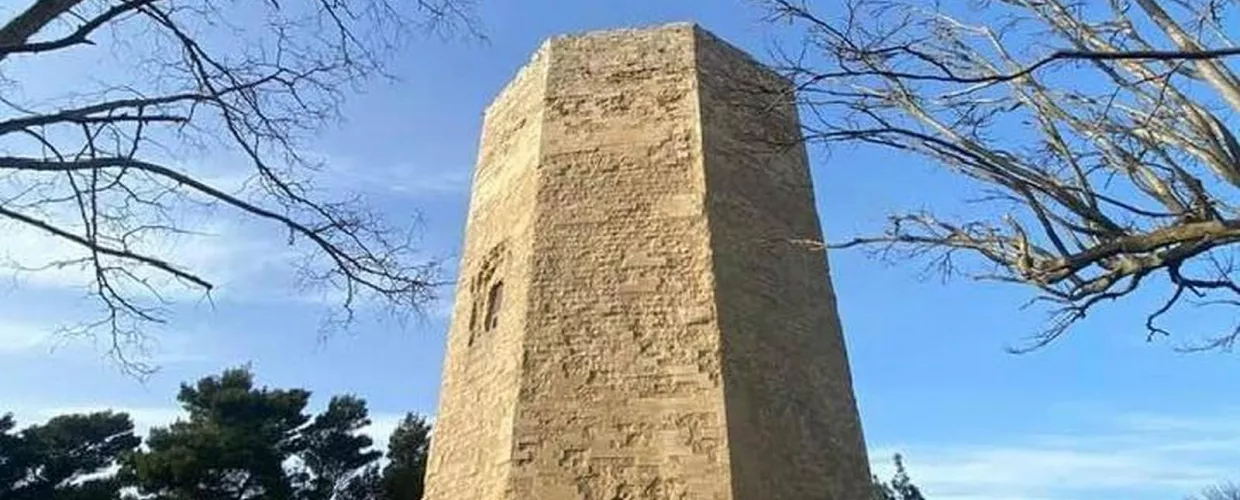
<box><xmin>421</xmin><ymin>40</ymin><xmax>548</xmax><ymax>500</ymax></box>
<box><xmin>423</xmin><ymin>22</ymin><xmax>871</xmax><ymax>500</ymax></box>
<box><xmin>511</xmin><ymin>24</ymin><xmax>730</xmax><ymax>499</ymax></box>
<box><xmin>695</xmin><ymin>28</ymin><xmax>873</xmax><ymax>500</ymax></box>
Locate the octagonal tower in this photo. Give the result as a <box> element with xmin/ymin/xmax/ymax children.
<box><xmin>423</xmin><ymin>23</ymin><xmax>871</xmax><ymax>500</ymax></box>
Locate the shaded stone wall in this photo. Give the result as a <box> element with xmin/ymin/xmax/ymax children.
<box><xmin>422</xmin><ymin>43</ymin><xmax>548</xmax><ymax>500</ymax></box>
<box><xmin>694</xmin><ymin>28</ymin><xmax>872</xmax><ymax>500</ymax></box>
<box><xmin>424</xmin><ymin>23</ymin><xmax>870</xmax><ymax>500</ymax></box>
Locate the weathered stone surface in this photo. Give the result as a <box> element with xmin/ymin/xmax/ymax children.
<box><xmin>424</xmin><ymin>22</ymin><xmax>871</xmax><ymax>500</ymax></box>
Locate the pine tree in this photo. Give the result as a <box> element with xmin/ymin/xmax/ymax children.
<box><xmin>298</xmin><ymin>395</ymin><xmax>384</xmax><ymax>499</ymax></box>
<box><xmin>379</xmin><ymin>414</ymin><xmax>432</xmax><ymax>500</ymax></box>
<box><xmin>120</xmin><ymin>367</ymin><xmax>385</xmax><ymax>500</ymax></box>
<box><xmin>0</xmin><ymin>411</ymin><xmax>139</xmax><ymax>500</ymax></box>
<box><xmin>871</xmin><ymin>454</ymin><xmax>927</xmax><ymax>500</ymax></box>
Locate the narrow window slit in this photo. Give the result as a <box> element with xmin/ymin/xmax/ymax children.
<box><xmin>485</xmin><ymin>281</ymin><xmax>504</xmax><ymax>331</ymax></box>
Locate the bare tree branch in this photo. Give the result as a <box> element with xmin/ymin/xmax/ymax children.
<box><xmin>761</xmin><ymin>0</ymin><xmax>1240</xmax><ymax>350</ymax></box>
<box><xmin>0</xmin><ymin>0</ymin><xmax>87</xmax><ymax>60</ymax></box>
<box><xmin>0</xmin><ymin>0</ymin><xmax>478</xmax><ymax>373</ymax></box>
<box><xmin>0</xmin><ymin>1</ymin><xmax>156</xmax><ymax>61</ymax></box>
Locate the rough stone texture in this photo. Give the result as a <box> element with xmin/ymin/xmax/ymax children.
<box><xmin>423</xmin><ymin>23</ymin><xmax>871</xmax><ymax>500</ymax></box>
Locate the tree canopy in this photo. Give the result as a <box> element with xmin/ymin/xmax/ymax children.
<box><xmin>2</xmin><ymin>367</ymin><xmax>434</xmax><ymax>500</ymax></box>
<box><xmin>121</xmin><ymin>368</ymin><xmax>316</xmax><ymax>499</ymax></box>
<box><xmin>871</xmin><ymin>454</ymin><xmax>927</xmax><ymax>500</ymax></box>
<box><xmin>1189</xmin><ymin>481</ymin><xmax>1240</xmax><ymax>500</ymax></box>
<box><xmin>0</xmin><ymin>410</ymin><xmax>139</xmax><ymax>500</ymax></box>
<box><xmin>378</xmin><ymin>414</ymin><xmax>431</xmax><ymax>500</ymax></box>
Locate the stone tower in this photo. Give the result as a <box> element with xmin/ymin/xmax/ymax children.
<box><xmin>423</xmin><ymin>23</ymin><xmax>871</xmax><ymax>499</ymax></box>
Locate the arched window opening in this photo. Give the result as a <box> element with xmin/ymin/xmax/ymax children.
<box><xmin>485</xmin><ymin>281</ymin><xmax>504</xmax><ymax>331</ymax></box>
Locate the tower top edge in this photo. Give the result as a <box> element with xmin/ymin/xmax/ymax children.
<box><xmin>546</xmin><ymin>21</ymin><xmax>703</xmax><ymax>41</ymax></box>
<box><xmin>481</xmin><ymin>22</ymin><xmax>702</xmax><ymax>118</ymax></box>
<box><xmin>481</xmin><ymin>22</ymin><xmax>792</xmax><ymax>117</ymax></box>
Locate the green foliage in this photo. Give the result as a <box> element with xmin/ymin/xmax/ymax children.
<box><xmin>0</xmin><ymin>411</ymin><xmax>140</xmax><ymax>500</ymax></box>
<box><xmin>297</xmin><ymin>395</ymin><xmax>384</xmax><ymax>500</ymax></box>
<box><xmin>121</xmin><ymin>368</ymin><xmax>312</xmax><ymax>499</ymax></box>
<box><xmin>379</xmin><ymin>414</ymin><xmax>432</xmax><ymax>500</ymax></box>
<box><xmin>119</xmin><ymin>367</ymin><xmax>392</xmax><ymax>500</ymax></box>
<box><xmin>0</xmin><ymin>413</ymin><xmax>26</xmax><ymax>492</ymax></box>
<box><xmin>871</xmin><ymin>454</ymin><xmax>927</xmax><ymax>500</ymax></box>
<box><xmin>333</xmin><ymin>465</ymin><xmax>385</xmax><ymax>500</ymax></box>
<box><xmin>3</xmin><ymin>367</ymin><xmax>436</xmax><ymax>500</ymax></box>
<box><xmin>1188</xmin><ymin>481</ymin><xmax>1240</xmax><ymax>500</ymax></box>
<box><xmin>7</xmin><ymin>379</ymin><xmax>921</xmax><ymax>500</ymax></box>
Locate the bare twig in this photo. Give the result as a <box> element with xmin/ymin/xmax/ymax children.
<box><xmin>761</xmin><ymin>0</ymin><xmax>1240</xmax><ymax>350</ymax></box>
<box><xmin>0</xmin><ymin>0</ymin><xmax>478</xmax><ymax>372</ymax></box>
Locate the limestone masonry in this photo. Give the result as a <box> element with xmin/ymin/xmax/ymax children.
<box><xmin>423</xmin><ymin>23</ymin><xmax>872</xmax><ymax>499</ymax></box>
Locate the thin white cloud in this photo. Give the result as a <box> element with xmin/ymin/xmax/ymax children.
<box><xmin>0</xmin><ymin>217</ymin><xmax>96</xmax><ymax>290</ymax></box>
<box><xmin>312</xmin><ymin>153</ymin><xmax>472</xmax><ymax>197</ymax></box>
<box><xmin>387</xmin><ymin>169</ymin><xmax>472</xmax><ymax>196</ymax></box>
<box><xmin>0</xmin><ymin>212</ymin><xmax>295</xmax><ymax>303</ymax></box>
<box><xmin>870</xmin><ymin>411</ymin><xmax>1240</xmax><ymax>500</ymax></box>
<box><xmin>1117</xmin><ymin>411</ymin><xmax>1240</xmax><ymax>435</ymax></box>
<box><xmin>0</xmin><ymin>320</ymin><xmax>50</xmax><ymax>352</ymax></box>
<box><xmin>0</xmin><ymin>152</ymin><xmax>308</xmax><ymax>304</ymax></box>
<box><xmin>0</xmin><ymin>149</ymin><xmax>458</xmax><ymax>312</ymax></box>
<box><xmin>0</xmin><ymin>311</ymin><xmax>210</xmax><ymax>366</ymax></box>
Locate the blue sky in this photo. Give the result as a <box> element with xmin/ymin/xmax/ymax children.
<box><xmin>2</xmin><ymin>1</ymin><xmax>1240</xmax><ymax>499</ymax></box>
